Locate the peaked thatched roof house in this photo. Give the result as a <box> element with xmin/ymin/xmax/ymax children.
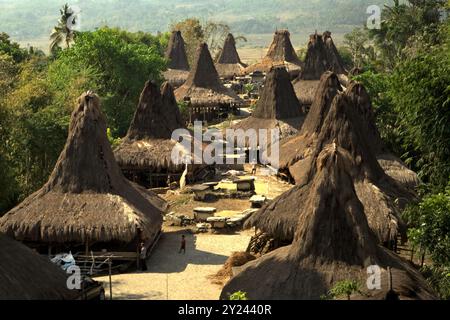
<box><xmin>222</xmin><ymin>145</ymin><xmax>436</xmax><ymax>300</ymax></box>
<box><xmin>175</xmin><ymin>43</ymin><xmax>243</xmax><ymax>121</ymax></box>
<box><xmin>215</xmin><ymin>33</ymin><xmax>247</xmax><ymax>80</ymax></box>
<box><xmin>115</xmin><ymin>81</ymin><xmax>204</xmax><ymax>187</ymax></box>
<box><xmin>293</xmin><ymin>32</ymin><xmax>346</xmax><ymax>107</ymax></box>
<box><xmin>163</xmin><ymin>31</ymin><xmax>190</xmax><ymax>88</ymax></box>
<box><xmin>323</xmin><ymin>31</ymin><xmax>347</xmax><ymax>75</ymax></box>
<box><xmin>345</xmin><ymin>82</ymin><xmax>419</xmax><ymax>190</ymax></box>
<box><xmin>232</xmin><ymin>66</ymin><xmax>305</xmax><ymax>147</ymax></box>
<box><xmin>245</xmin><ymin>30</ymin><xmax>302</xmax><ymax>79</ymax></box>
<box><xmin>0</xmin><ymin>92</ymin><xmax>165</xmax><ymax>251</ymax></box>
<box><xmin>0</xmin><ymin>233</ymin><xmax>78</xmax><ymax>300</ymax></box>
<box><xmin>249</xmin><ymin>80</ymin><xmax>415</xmax><ymax>245</ymax></box>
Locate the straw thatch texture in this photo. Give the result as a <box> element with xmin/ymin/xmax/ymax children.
<box><xmin>249</xmin><ymin>80</ymin><xmax>415</xmax><ymax>244</ymax></box>
<box><xmin>279</xmin><ymin>72</ymin><xmax>342</xmax><ymax>173</ymax></box>
<box><xmin>0</xmin><ymin>233</ymin><xmax>78</xmax><ymax>300</ymax></box>
<box><xmin>301</xmin><ymin>33</ymin><xmax>329</xmax><ymax>80</ymax></box>
<box><xmin>232</xmin><ymin>67</ymin><xmax>305</xmax><ymax>145</ymax></box>
<box><xmin>163</xmin><ymin>31</ymin><xmax>190</xmax><ymax>88</ymax></box>
<box><xmin>292</xmin><ymin>79</ymin><xmax>321</xmax><ymax>106</ymax></box>
<box><xmin>115</xmin><ymin>81</ymin><xmax>196</xmax><ymax>172</ymax></box>
<box><xmin>215</xmin><ymin>33</ymin><xmax>247</xmax><ymax>79</ymax></box>
<box><xmin>0</xmin><ymin>92</ymin><xmax>164</xmax><ymax>244</ymax></box>
<box><xmin>345</xmin><ymin>82</ymin><xmax>419</xmax><ymax>190</ymax></box>
<box><xmin>165</xmin><ymin>31</ymin><xmax>189</xmax><ymax>71</ymax></box>
<box><xmin>293</xmin><ymin>32</ymin><xmax>347</xmax><ymax>104</ymax></box>
<box><xmin>222</xmin><ymin>145</ymin><xmax>436</xmax><ymax>300</ymax></box>
<box><xmin>244</xmin><ymin>30</ymin><xmax>302</xmax><ymax>77</ymax></box>
<box><xmin>323</xmin><ymin>31</ymin><xmax>347</xmax><ymax>75</ymax></box>
<box><xmin>163</xmin><ymin>69</ymin><xmax>189</xmax><ymax>88</ymax></box>
<box><xmin>175</xmin><ymin>43</ymin><xmax>243</xmax><ymax>107</ymax></box>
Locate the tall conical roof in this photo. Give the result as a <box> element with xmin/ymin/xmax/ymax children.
<box><xmin>252</xmin><ymin>66</ymin><xmax>303</xmax><ymax>119</ymax></box>
<box><xmin>299</xmin><ymin>72</ymin><xmax>342</xmax><ymax>134</ymax></box>
<box><xmin>216</xmin><ymin>33</ymin><xmax>243</xmax><ymax>64</ymax></box>
<box><xmin>184</xmin><ymin>42</ymin><xmax>222</xmax><ymax>88</ymax></box>
<box><xmin>126</xmin><ymin>81</ymin><xmax>184</xmax><ymax>141</ymax></box>
<box><xmin>222</xmin><ymin>144</ymin><xmax>436</xmax><ymax>300</ymax></box>
<box><xmin>231</xmin><ymin>66</ymin><xmax>305</xmax><ymax>146</ymax></box>
<box><xmin>174</xmin><ymin>43</ymin><xmax>242</xmax><ymax>106</ymax></box>
<box><xmin>244</xmin><ymin>30</ymin><xmax>302</xmax><ymax>77</ymax></box>
<box><xmin>248</xmin><ymin>85</ymin><xmax>414</xmax><ymax>244</ymax></box>
<box><xmin>215</xmin><ymin>33</ymin><xmax>247</xmax><ymax>79</ymax></box>
<box><xmin>300</xmin><ymin>32</ymin><xmax>329</xmax><ymax>80</ymax></box>
<box><xmin>323</xmin><ymin>31</ymin><xmax>347</xmax><ymax>75</ymax></box>
<box><xmin>280</xmin><ymin>72</ymin><xmax>342</xmax><ymax>174</ymax></box>
<box><xmin>266</xmin><ymin>29</ymin><xmax>301</xmax><ymax>65</ymax></box>
<box><xmin>165</xmin><ymin>30</ymin><xmax>189</xmax><ymax>71</ymax></box>
<box><xmin>346</xmin><ymin>81</ymin><xmax>419</xmax><ymax>189</ymax></box>
<box><xmin>0</xmin><ymin>92</ymin><xmax>165</xmax><ymax>243</ymax></box>
<box><xmin>114</xmin><ymin>81</ymin><xmax>192</xmax><ymax>172</ymax></box>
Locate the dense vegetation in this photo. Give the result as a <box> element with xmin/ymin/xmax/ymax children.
<box><xmin>0</xmin><ymin>28</ymin><xmax>167</xmax><ymax>213</ymax></box>
<box><xmin>343</xmin><ymin>0</ymin><xmax>450</xmax><ymax>298</ymax></box>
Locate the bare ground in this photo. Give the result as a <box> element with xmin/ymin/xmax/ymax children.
<box><xmin>95</xmin><ymin>227</ymin><xmax>253</xmax><ymax>300</ymax></box>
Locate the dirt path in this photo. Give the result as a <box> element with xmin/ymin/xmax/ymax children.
<box><xmin>95</xmin><ymin>227</ymin><xmax>252</xmax><ymax>300</ymax></box>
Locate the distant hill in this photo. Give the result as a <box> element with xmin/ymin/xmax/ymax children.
<box><xmin>0</xmin><ymin>0</ymin><xmax>393</xmax><ymax>48</ymax></box>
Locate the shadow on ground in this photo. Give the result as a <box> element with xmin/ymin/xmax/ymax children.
<box><xmin>146</xmin><ymin>230</ymin><xmax>229</xmax><ymax>273</ymax></box>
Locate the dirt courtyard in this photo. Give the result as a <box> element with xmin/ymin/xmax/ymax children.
<box><xmin>96</xmin><ymin>226</ymin><xmax>253</xmax><ymax>300</ymax></box>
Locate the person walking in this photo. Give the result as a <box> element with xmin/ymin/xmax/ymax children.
<box><xmin>178</xmin><ymin>235</ymin><xmax>186</xmax><ymax>254</ymax></box>
<box><xmin>140</xmin><ymin>242</ymin><xmax>147</xmax><ymax>271</ymax></box>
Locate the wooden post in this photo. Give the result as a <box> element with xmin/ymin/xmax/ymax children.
<box><xmin>48</xmin><ymin>245</ymin><xmax>52</xmax><ymax>257</ymax></box>
<box><xmin>136</xmin><ymin>242</ymin><xmax>140</xmax><ymax>271</ymax></box>
<box><xmin>108</xmin><ymin>259</ymin><xmax>113</xmax><ymax>300</ymax></box>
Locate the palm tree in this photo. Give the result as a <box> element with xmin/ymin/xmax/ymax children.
<box><xmin>49</xmin><ymin>4</ymin><xmax>76</xmax><ymax>52</ymax></box>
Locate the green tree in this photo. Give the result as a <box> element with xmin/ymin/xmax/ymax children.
<box><xmin>403</xmin><ymin>185</ymin><xmax>450</xmax><ymax>266</ymax></box>
<box><xmin>54</xmin><ymin>27</ymin><xmax>166</xmax><ymax>137</ymax></box>
<box><xmin>50</xmin><ymin>3</ymin><xmax>77</xmax><ymax>53</ymax></box>
<box><xmin>229</xmin><ymin>291</ymin><xmax>248</xmax><ymax>300</ymax></box>
<box><xmin>327</xmin><ymin>280</ymin><xmax>362</xmax><ymax>300</ymax></box>
<box><xmin>0</xmin><ymin>33</ymin><xmax>29</xmax><ymax>63</ymax></box>
<box><xmin>343</xmin><ymin>28</ymin><xmax>375</xmax><ymax>69</ymax></box>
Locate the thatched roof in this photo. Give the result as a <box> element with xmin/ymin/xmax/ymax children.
<box><xmin>279</xmin><ymin>72</ymin><xmax>343</xmax><ymax>171</ymax></box>
<box><xmin>174</xmin><ymin>43</ymin><xmax>243</xmax><ymax>107</ymax></box>
<box><xmin>249</xmin><ymin>80</ymin><xmax>415</xmax><ymax>244</ymax></box>
<box><xmin>222</xmin><ymin>145</ymin><xmax>436</xmax><ymax>300</ymax></box>
<box><xmin>345</xmin><ymin>82</ymin><xmax>419</xmax><ymax>190</ymax></box>
<box><xmin>0</xmin><ymin>92</ymin><xmax>165</xmax><ymax>244</ymax></box>
<box><xmin>165</xmin><ymin>31</ymin><xmax>189</xmax><ymax>71</ymax></box>
<box><xmin>323</xmin><ymin>31</ymin><xmax>347</xmax><ymax>75</ymax></box>
<box><xmin>163</xmin><ymin>69</ymin><xmax>189</xmax><ymax>89</ymax></box>
<box><xmin>232</xmin><ymin>66</ymin><xmax>305</xmax><ymax>145</ymax></box>
<box><xmin>293</xmin><ymin>32</ymin><xmax>347</xmax><ymax>102</ymax></box>
<box><xmin>244</xmin><ymin>30</ymin><xmax>302</xmax><ymax>77</ymax></box>
<box><xmin>215</xmin><ymin>33</ymin><xmax>247</xmax><ymax>79</ymax></box>
<box><xmin>115</xmin><ymin>81</ymin><xmax>197</xmax><ymax>172</ymax></box>
<box><xmin>292</xmin><ymin>79</ymin><xmax>321</xmax><ymax>106</ymax></box>
<box><xmin>301</xmin><ymin>33</ymin><xmax>329</xmax><ymax>80</ymax></box>
<box><xmin>163</xmin><ymin>31</ymin><xmax>190</xmax><ymax>87</ymax></box>
<box><xmin>0</xmin><ymin>233</ymin><xmax>78</xmax><ymax>300</ymax></box>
